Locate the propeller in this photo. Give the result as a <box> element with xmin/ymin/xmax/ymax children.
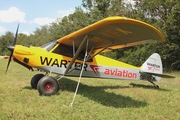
<box><xmin>6</xmin><ymin>24</ymin><xmax>19</xmax><ymax>73</ymax></box>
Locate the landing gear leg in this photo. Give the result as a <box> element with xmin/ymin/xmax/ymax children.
<box><xmin>148</xmin><ymin>79</ymin><xmax>159</xmax><ymax>89</ymax></box>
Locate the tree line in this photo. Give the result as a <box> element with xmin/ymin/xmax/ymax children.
<box><xmin>0</xmin><ymin>0</ymin><xmax>179</xmax><ymax>71</ymax></box>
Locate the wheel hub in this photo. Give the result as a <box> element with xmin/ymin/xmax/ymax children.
<box><xmin>46</xmin><ymin>84</ymin><xmax>52</xmax><ymax>90</ymax></box>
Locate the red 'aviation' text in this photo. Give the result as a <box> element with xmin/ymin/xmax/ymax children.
<box><xmin>104</xmin><ymin>69</ymin><xmax>137</xmax><ymax>79</ymax></box>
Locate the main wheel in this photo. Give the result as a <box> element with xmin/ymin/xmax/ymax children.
<box><xmin>37</xmin><ymin>76</ymin><xmax>59</xmax><ymax>96</ymax></box>
<box><xmin>31</xmin><ymin>74</ymin><xmax>44</xmax><ymax>89</ymax></box>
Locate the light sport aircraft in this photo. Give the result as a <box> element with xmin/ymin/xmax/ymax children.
<box><xmin>6</xmin><ymin>16</ymin><xmax>174</xmax><ymax>98</ymax></box>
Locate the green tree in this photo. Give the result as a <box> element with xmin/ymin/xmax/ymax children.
<box><xmin>133</xmin><ymin>0</ymin><xmax>180</xmax><ymax>70</ymax></box>
<box><xmin>48</xmin><ymin>7</ymin><xmax>90</xmax><ymax>41</ymax></box>
<box><xmin>82</xmin><ymin>0</ymin><xmax>110</xmax><ymax>17</ymax></box>
<box><xmin>28</xmin><ymin>25</ymin><xmax>51</xmax><ymax>46</ymax></box>
<box><xmin>0</xmin><ymin>32</ymin><xmax>14</xmax><ymax>55</ymax></box>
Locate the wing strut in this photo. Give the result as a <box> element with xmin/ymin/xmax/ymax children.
<box><xmin>69</xmin><ymin>37</ymin><xmax>89</xmax><ymax>107</ymax></box>
<box><xmin>72</xmin><ymin>40</ymin><xmax>75</xmax><ymax>57</ymax></box>
<box><xmin>90</xmin><ymin>41</ymin><xmax>114</xmax><ymax>59</ymax></box>
<box><xmin>65</xmin><ymin>41</ymin><xmax>114</xmax><ymax>75</ymax></box>
<box><xmin>63</xmin><ymin>35</ymin><xmax>88</xmax><ymax>75</ymax></box>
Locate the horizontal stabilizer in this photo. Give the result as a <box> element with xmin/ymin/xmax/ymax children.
<box><xmin>140</xmin><ymin>72</ymin><xmax>175</xmax><ymax>78</ymax></box>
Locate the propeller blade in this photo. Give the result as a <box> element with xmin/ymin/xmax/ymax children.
<box><xmin>6</xmin><ymin>24</ymin><xmax>19</xmax><ymax>73</ymax></box>
<box><xmin>6</xmin><ymin>52</ymin><xmax>13</xmax><ymax>73</ymax></box>
<box><xmin>12</xmin><ymin>24</ymin><xmax>19</xmax><ymax>46</ymax></box>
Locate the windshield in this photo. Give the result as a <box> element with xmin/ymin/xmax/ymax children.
<box><xmin>41</xmin><ymin>40</ymin><xmax>57</xmax><ymax>51</ymax></box>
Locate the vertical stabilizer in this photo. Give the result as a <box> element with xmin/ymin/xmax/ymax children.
<box><xmin>140</xmin><ymin>53</ymin><xmax>163</xmax><ymax>75</ymax></box>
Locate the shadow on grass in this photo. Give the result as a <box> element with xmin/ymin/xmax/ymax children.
<box><xmin>129</xmin><ymin>83</ymin><xmax>170</xmax><ymax>91</ymax></box>
<box><xmin>23</xmin><ymin>86</ymin><xmax>33</xmax><ymax>90</ymax></box>
<box><xmin>22</xmin><ymin>78</ymin><xmax>152</xmax><ymax>108</ymax></box>
<box><xmin>59</xmin><ymin>78</ymin><xmax>148</xmax><ymax>108</ymax></box>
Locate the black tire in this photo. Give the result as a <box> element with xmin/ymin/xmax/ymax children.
<box><xmin>31</xmin><ymin>74</ymin><xmax>44</xmax><ymax>89</ymax></box>
<box><xmin>37</xmin><ymin>76</ymin><xmax>59</xmax><ymax>96</ymax></box>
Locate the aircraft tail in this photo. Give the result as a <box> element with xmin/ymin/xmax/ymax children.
<box><xmin>140</xmin><ymin>53</ymin><xmax>175</xmax><ymax>80</ymax></box>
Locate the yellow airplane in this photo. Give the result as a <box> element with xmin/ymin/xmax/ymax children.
<box><xmin>6</xmin><ymin>16</ymin><xmax>174</xmax><ymax>97</ymax></box>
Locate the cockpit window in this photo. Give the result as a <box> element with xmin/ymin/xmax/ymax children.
<box><xmin>41</xmin><ymin>40</ymin><xmax>57</xmax><ymax>51</ymax></box>
<box><xmin>52</xmin><ymin>43</ymin><xmax>93</xmax><ymax>62</ymax></box>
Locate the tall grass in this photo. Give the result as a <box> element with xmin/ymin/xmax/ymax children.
<box><xmin>0</xmin><ymin>59</ymin><xmax>180</xmax><ymax>120</ymax></box>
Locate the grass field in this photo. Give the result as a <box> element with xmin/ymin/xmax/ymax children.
<box><xmin>0</xmin><ymin>59</ymin><xmax>180</xmax><ymax>120</ymax></box>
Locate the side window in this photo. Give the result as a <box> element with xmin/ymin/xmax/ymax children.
<box><xmin>41</xmin><ymin>40</ymin><xmax>57</xmax><ymax>52</ymax></box>
<box><xmin>52</xmin><ymin>44</ymin><xmax>93</xmax><ymax>62</ymax></box>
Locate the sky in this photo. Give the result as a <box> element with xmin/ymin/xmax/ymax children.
<box><xmin>0</xmin><ymin>0</ymin><xmax>83</xmax><ymax>35</ymax></box>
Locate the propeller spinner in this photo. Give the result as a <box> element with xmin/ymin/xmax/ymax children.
<box><xmin>6</xmin><ymin>24</ymin><xmax>19</xmax><ymax>73</ymax></box>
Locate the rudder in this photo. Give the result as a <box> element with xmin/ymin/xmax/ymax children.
<box><xmin>140</xmin><ymin>53</ymin><xmax>163</xmax><ymax>80</ymax></box>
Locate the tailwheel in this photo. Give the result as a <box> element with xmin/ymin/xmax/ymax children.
<box><xmin>154</xmin><ymin>85</ymin><xmax>159</xmax><ymax>89</ymax></box>
<box><xmin>37</xmin><ymin>76</ymin><xmax>59</xmax><ymax>96</ymax></box>
<box><xmin>148</xmin><ymin>79</ymin><xmax>160</xmax><ymax>89</ymax></box>
<box><xmin>31</xmin><ymin>74</ymin><xmax>44</xmax><ymax>89</ymax></box>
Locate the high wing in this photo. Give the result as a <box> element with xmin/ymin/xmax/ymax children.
<box><xmin>55</xmin><ymin>16</ymin><xmax>164</xmax><ymax>75</ymax></box>
<box><xmin>56</xmin><ymin>16</ymin><xmax>164</xmax><ymax>54</ymax></box>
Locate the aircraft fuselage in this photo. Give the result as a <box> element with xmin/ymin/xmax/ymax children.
<box><xmin>13</xmin><ymin>45</ymin><xmax>142</xmax><ymax>80</ymax></box>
